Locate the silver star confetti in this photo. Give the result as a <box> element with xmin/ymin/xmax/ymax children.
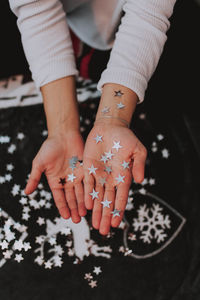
<box><xmin>89</xmin><ymin>280</ymin><xmax>97</xmax><ymax>288</ymax></box>
<box><xmin>121</xmin><ymin>160</ymin><xmax>130</xmax><ymax>169</ymax></box>
<box><xmin>94</xmin><ymin>134</ymin><xmax>103</xmax><ymax>144</ymax></box>
<box><xmin>89</xmin><ymin>189</ymin><xmax>99</xmax><ymax>200</ymax></box>
<box><xmin>93</xmin><ymin>266</ymin><xmax>102</xmax><ymax>275</ymax></box>
<box><xmin>105</xmin><ymin>151</ymin><xmax>114</xmax><ymax>160</ymax></box>
<box><xmin>115</xmin><ymin>174</ymin><xmax>125</xmax><ymax>184</ymax></box>
<box><xmin>88</xmin><ymin>164</ymin><xmax>98</xmax><ymax>175</ymax></box>
<box><xmin>117</xmin><ymin>102</ymin><xmax>125</xmax><ymax>109</ymax></box>
<box><xmin>104</xmin><ymin>166</ymin><xmax>112</xmax><ymax>174</ymax></box>
<box><xmin>37</xmin><ymin>217</ymin><xmax>45</xmax><ymax>226</ymax></box>
<box><xmin>67</xmin><ymin>173</ymin><xmax>76</xmax><ymax>182</ymax></box>
<box><xmin>101</xmin><ymin>106</ymin><xmax>110</xmax><ymax>114</ymax></box>
<box><xmin>111</xmin><ymin>209</ymin><xmax>121</xmax><ymax>217</ymax></box>
<box><xmin>101</xmin><ymin>198</ymin><xmax>112</xmax><ymax>208</ymax></box>
<box><xmin>100</xmin><ymin>154</ymin><xmax>108</xmax><ymax>164</ymax></box>
<box><xmin>162</xmin><ymin>149</ymin><xmax>170</xmax><ymax>158</ymax></box>
<box><xmin>69</xmin><ymin>156</ymin><xmax>79</xmax><ymax>170</ymax></box>
<box><xmin>112</xmin><ymin>141</ymin><xmax>122</xmax><ymax>152</ymax></box>
<box><xmin>15</xmin><ymin>253</ymin><xmax>24</xmax><ymax>263</ymax></box>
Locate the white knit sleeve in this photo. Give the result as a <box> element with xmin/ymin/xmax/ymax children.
<box><xmin>8</xmin><ymin>0</ymin><xmax>79</xmax><ymax>90</ymax></box>
<box><xmin>96</xmin><ymin>0</ymin><xmax>177</xmax><ymax>103</ymax></box>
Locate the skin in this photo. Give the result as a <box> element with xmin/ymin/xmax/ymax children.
<box><xmin>83</xmin><ymin>83</ymin><xmax>147</xmax><ymax>235</ymax></box>
<box><xmin>24</xmin><ymin>76</ymin><xmax>87</xmax><ymax>223</ymax></box>
<box><xmin>24</xmin><ymin>76</ymin><xmax>147</xmax><ymax>235</ymax></box>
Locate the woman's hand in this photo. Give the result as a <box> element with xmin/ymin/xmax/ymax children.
<box><xmin>24</xmin><ymin>130</ymin><xmax>87</xmax><ymax>223</ymax></box>
<box><xmin>83</xmin><ymin>119</ymin><xmax>147</xmax><ymax>235</ymax></box>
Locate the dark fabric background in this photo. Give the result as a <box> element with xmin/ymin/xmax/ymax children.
<box><xmin>0</xmin><ymin>0</ymin><xmax>200</xmax><ymax>299</ymax></box>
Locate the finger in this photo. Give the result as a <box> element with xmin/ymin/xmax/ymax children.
<box><xmin>74</xmin><ymin>182</ymin><xmax>87</xmax><ymax>217</ymax></box>
<box><xmin>92</xmin><ymin>184</ymin><xmax>104</xmax><ymax>230</ymax></box>
<box><xmin>132</xmin><ymin>148</ymin><xmax>147</xmax><ymax>183</ymax></box>
<box><xmin>65</xmin><ymin>187</ymin><xmax>81</xmax><ymax>223</ymax></box>
<box><xmin>99</xmin><ymin>187</ymin><xmax>115</xmax><ymax>235</ymax></box>
<box><xmin>111</xmin><ymin>184</ymin><xmax>129</xmax><ymax>228</ymax></box>
<box><xmin>51</xmin><ymin>188</ymin><xmax>70</xmax><ymax>219</ymax></box>
<box><xmin>83</xmin><ymin>172</ymin><xmax>95</xmax><ymax>210</ymax></box>
<box><xmin>25</xmin><ymin>161</ymin><xmax>43</xmax><ymax>195</ymax></box>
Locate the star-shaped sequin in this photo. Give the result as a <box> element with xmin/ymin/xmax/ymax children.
<box><xmin>101</xmin><ymin>198</ymin><xmax>112</xmax><ymax>208</ymax></box>
<box><xmin>121</xmin><ymin>160</ymin><xmax>130</xmax><ymax>169</ymax></box>
<box><xmin>89</xmin><ymin>280</ymin><xmax>97</xmax><ymax>288</ymax></box>
<box><xmin>111</xmin><ymin>209</ymin><xmax>121</xmax><ymax>217</ymax></box>
<box><xmin>89</xmin><ymin>189</ymin><xmax>99</xmax><ymax>200</ymax></box>
<box><xmin>15</xmin><ymin>253</ymin><xmax>24</xmax><ymax>263</ymax></box>
<box><xmin>117</xmin><ymin>102</ymin><xmax>125</xmax><ymax>109</ymax></box>
<box><xmin>112</xmin><ymin>141</ymin><xmax>122</xmax><ymax>152</ymax></box>
<box><xmin>88</xmin><ymin>164</ymin><xmax>98</xmax><ymax>175</ymax></box>
<box><xmin>105</xmin><ymin>151</ymin><xmax>114</xmax><ymax>160</ymax></box>
<box><xmin>115</xmin><ymin>174</ymin><xmax>125</xmax><ymax>184</ymax></box>
<box><xmin>100</xmin><ymin>154</ymin><xmax>108</xmax><ymax>164</ymax></box>
<box><xmin>59</xmin><ymin>178</ymin><xmax>66</xmax><ymax>186</ymax></box>
<box><xmin>114</xmin><ymin>90</ymin><xmax>124</xmax><ymax>97</ymax></box>
<box><xmin>94</xmin><ymin>134</ymin><xmax>103</xmax><ymax>144</ymax></box>
<box><xmin>69</xmin><ymin>156</ymin><xmax>79</xmax><ymax>170</ymax></box>
<box><xmin>67</xmin><ymin>173</ymin><xmax>76</xmax><ymax>182</ymax></box>
<box><xmin>93</xmin><ymin>266</ymin><xmax>102</xmax><ymax>275</ymax></box>
<box><xmin>104</xmin><ymin>166</ymin><xmax>112</xmax><ymax>174</ymax></box>
<box><xmin>101</xmin><ymin>106</ymin><xmax>110</xmax><ymax>114</ymax></box>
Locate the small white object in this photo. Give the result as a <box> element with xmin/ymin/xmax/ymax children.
<box><xmin>101</xmin><ymin>198</ymin><xmax>112</xmax><ymax>208</ymax></box>
<box><xmin>101</xmin><ymin>106</ymin><xmax>110</xmax><ymax>114</ymax></box>
<box><xmin>105</xmin><ymin>151</ymin><xmax>114</xmax><ymax>160</ymax></box>
<box><xmin>93</xmin><ymin>266</ymin><xmax>102</xmax><ymax>275</ymax></box>
<box><xmin>121</xmin><ymin>160</ymin><xmax>130</xmax><ymax>169</ymax></box>
<box><xmin>15</xmin><ymin>253</ymin><xmax>24</xmax><ymax>263</ymax></box>
<box><xmin>37</xmin><ymin>217</ymin><xmax>45</xmax><ymax>226</ymax></box>
<box><xmin>17</xmin><ymin>132</ymin><xmax>25</xmax><ymax>140</ymax></box>
<box><xmin>112</xmin><ymin>141</ymin><xmax>122</xmax><ymax>152</ymax></box>
<box><xmin>162</xmin><ymin>149</ymin><xmax>170</xmax><ymax>158</ymax></box>
<box><xmin>100</xmin><ymin>154</ymin><xmax>108</xmax><ymax>164</ymax></box>
<box><xmin>89</xmin><ymin>188</ymin><xmax>99</xmax><ymax>200</ymax></box>
<box><xmin>104</xmin><ymin>166</ymin><xmax>112</xmax><ymax>174</ymax></box>
<box><xmin>67</xmin><ymin>173</ymin><xmax>76</xmax><ymax>182</ymax></box>
<box><xmin>94</xmin><ymin>134</ymin><xmax>103</xmax><ymax>143</ymax></box>
<box><xmin>111</xmin><ymin>209</ymin><xmax>121</xmax><ymax>217</ymax></box>
<box><xmin>88</xmin><ymin>164</ymin><xmax>98</xmax><ymax>175</ymax></box>
<box><xmin>115</xmin><ymin>174</ymin><xmax>125</xmax><ymax>184</ymax></box>
<box><xmin>8</xmin><ymin>144</ymin><xmax>16</xmax><ymax>154</ymax></box>
<box><xmin>117</xmin><ymin>102</ymin><xmax>125</xmax><ymax>109</ymax></box>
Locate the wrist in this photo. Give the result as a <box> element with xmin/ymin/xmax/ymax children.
<box><xmin>94</xmin><ymin>116</ymin><xmax>129</xmax><ymax>128</ymax></box>
<box><xmin>48</xmin><ymin>125</ymin><xmax>81</xmax><ymax>139</ymax></box>
<box><xmin>96</xmin><ymin>83</ymin><xmax>138</xmax><ymax>125</ymax></box>
<box><xmin>41</xmin><ymin>76</ymin><xmax>80</xmax><ymax>136</ymax></box>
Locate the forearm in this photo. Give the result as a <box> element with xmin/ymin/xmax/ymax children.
<box><xmin>95</xmin><ymin>83</ymin><xmax>138</xmax><ymax>127</ymax></box>
<box><xmin>41</xmin><ymin>76</ymin><xmax>80</xmax><ymax>137</ymax></box>
<box><xmin>97</xmin><ymin>0</ymin><xmax>177</xmax><ymax>103</ymax></box>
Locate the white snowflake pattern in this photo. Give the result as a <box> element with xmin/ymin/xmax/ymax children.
<box><xmin>133</xmin><ymin>203</ymin><xmax>171</xmax><ymax>244</ymax></box>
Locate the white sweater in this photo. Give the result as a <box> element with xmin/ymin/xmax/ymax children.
<box><xmin>8</xmin><ymin>0</ymin><xmax>176</xmax><ymax>103</ymax></box>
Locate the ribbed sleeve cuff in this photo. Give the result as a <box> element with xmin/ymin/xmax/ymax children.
<box><xmin>96</xmin><ymin>67</ymin><xmax>148</xmax><ymax>104</ymax></box>
<box><xmin>32</xmin><ymin>55</ymin><xmax>79</xmax><ymax>91</ymax></box>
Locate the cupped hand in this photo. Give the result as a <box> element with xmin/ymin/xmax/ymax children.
<box><xmin>83</xmin><ymin>121</ymin><xmax>147</xmax><ymax>235</ymax></box>
<box><xmin>25</xmin><ymin>131</ymin><xmax>86</xmax><ymax>223</ymax></box>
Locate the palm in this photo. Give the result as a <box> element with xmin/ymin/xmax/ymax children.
<box><xmin>25</xmin><ymin>132</ymin><xmax>86</xmax><ymax>223</ymax></box>
<box><xmin>83</xmin><ymin>124</ymin><xmax>147</xmax><ymax>235</ymax></box>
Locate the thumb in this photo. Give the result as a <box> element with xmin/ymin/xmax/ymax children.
<box><xmin>25</xmin><ymin>159</ymin><xmax>43</xmax><ymax>195</ymax></box>
<box><xmin>132</xmin><ymin>147</ymin><xmax>147</xmax><ymax>184</ymax></box>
